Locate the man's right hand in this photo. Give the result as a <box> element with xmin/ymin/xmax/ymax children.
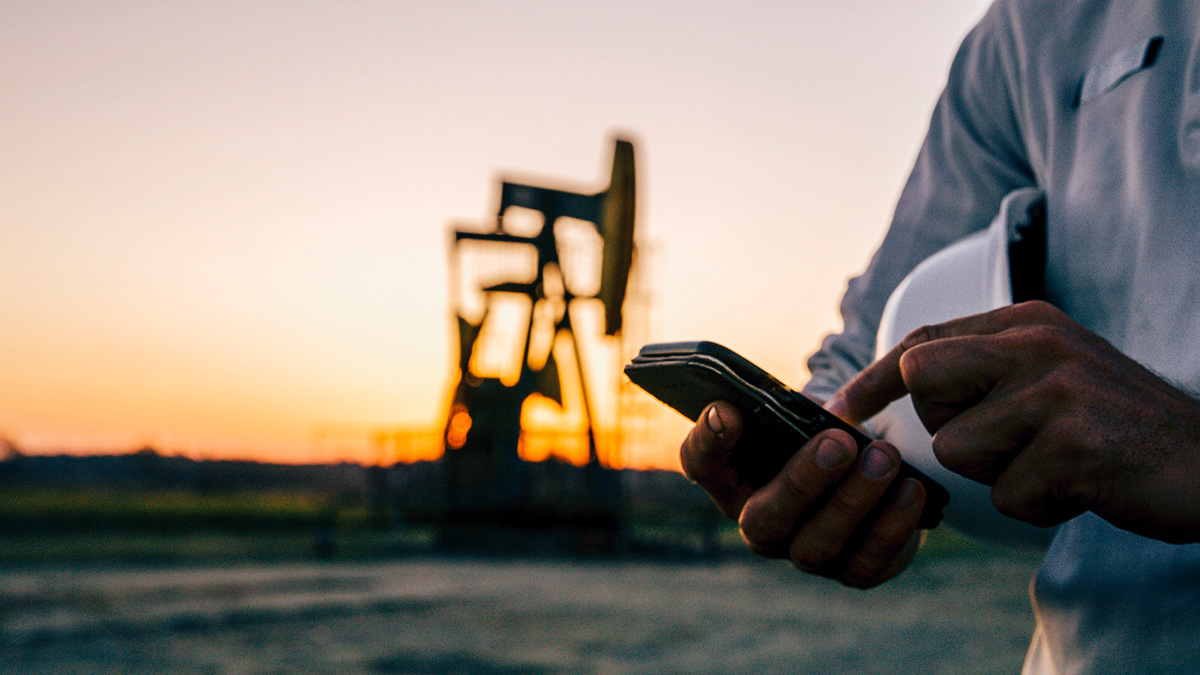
<box><xmin>680</xmin><ymin>401</ymin><xmax>927</xmax><ymax>588</ymax></box>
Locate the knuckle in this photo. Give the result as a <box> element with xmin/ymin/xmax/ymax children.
<box><xmin>901</xmin><ymin>323</ymin><xmax>944</xmax><ymax>350</ymax></box>
<box><xmin>708</xmin><ymin>493</ymin><xmax>744</xmax><ymax>522</ymax></box>
<box><xmin>1051</xmin><ymin>474</ymin><xmax>1099</xmax><ymax>513</ymax></box>
<box><xmin>736</xmin><ymin>510</ymin><xmax>769</xmax><ymax>547</ymax></box>
<box><xmin>677</xmin><ymin>435</ymin><xmax>708</xmax><ymax>483</ymax></box>
<box><xmin>871</xmin><ymin>509</ymin><xmax>917</xmax><ymax>546</ymax></box>
<box><xmin>825</xmin><ymin>485</ymin><xmax>875</xmax><ymax>516</ymax></box>
<box><xmin>679</xmin><ymin>426</ymin><xmax>730</xmax><ymax>485</ymax></box>
<box><xmin>777</xmin><ymin>462</ymin><xmax>819</xmax><ymax>503</ymax></box>
<box><xmin>929</xmin><ymin>432</ymin><xmax>968</xmax><ymax>476</ymax></box>
<box><xmin>1010</xmin><ymin>299</ymin><xmax>1057</xmax><ymax>322</ymax></box>
<box><xmin>928</xmin><ymin>430</ymin><xmax>951</xmax><ymax>463</ymax></box>
<box><xmin>737</xmin><ymin>520</ymin><xmax>786</xmax><ymax>559</ymax></box>
<box><xmin>839</xmin><ymin>547</ymin><xmax>893</xmax><ymax>589</ymax></box>
<box><xmin>737</xmin><ymin>502</ymin><xmax>788</xmax><ymax>555</ymax></box>
<box><xmin>789</xmin><ymin>535</ymin><xmax>842</xmax><ymax>573</ymax></box>
<box><xmin>840</xmin><ymin>559</ymin><xmax>887</xmax><ymax>589</ymax></box>
<box><xmin>739</xmin><ymin>532</ymin><xmax>777</xmax><ymax>558</ymax></box>
<box><xmin>989</xmin><ymin>479</ymin><xmax>1037</xmax><ymax>520</ymax></box>
<box><xmin>1032</xmin><ymin>365</ymin><xmax>1078</xmax><ymax>399</ymax></box>
<box><xmin>1017</xmin><ymin>323</ymin><xmax>1071</xmax><ymax>351</ymax></box>
<box><xmin>1008</xmin><ymin>323</ymin><xmax>1091</xmax><ymax>369</ymax></box>
<box><xmin>931</xmin><ymin>433</ymin><xmax>989</xmax><ymax>482</ymax></box>
<box><xmin>1025</xmin><ymin>373</ymin><xmax>1092</xmax><ymax>432</ymax></box>
<box><xmin>841</xmin><ymin>510</ymin><xmax>919</xmax><ymax>588</ymax></box>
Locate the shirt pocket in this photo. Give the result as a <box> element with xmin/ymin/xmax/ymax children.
<box><xmin>1075</xmin><ymin>36</ymin><xmax>1164</xmax><ymax>107</ymax></box>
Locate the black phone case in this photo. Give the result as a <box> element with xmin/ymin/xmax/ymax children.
<box><xmin>624</xmin><ymin>341</ymin><xmax>947</xmax><ymax>529</ymax></box>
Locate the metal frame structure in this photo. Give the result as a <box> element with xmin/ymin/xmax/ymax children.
<box><xmin>439</xmin><ymin>139</ymin><xmax>637</xmax><ymax>545</ymax></box>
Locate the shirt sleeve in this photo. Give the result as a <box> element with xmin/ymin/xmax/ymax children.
<box><xmin>802</xmin><ymin>0</ymin><xmax>1037</xmax><ymax>402</ymax></box>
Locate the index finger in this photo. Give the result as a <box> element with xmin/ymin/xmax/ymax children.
<box><xmin>827</xmin><ymin>301</ymin><xmax>1070</xmax><ymax>426</ymax></box>
<box><xmin>825</xmin><ymin>339</ymin><xmax>908</xmax><ymax>427</ymax></box>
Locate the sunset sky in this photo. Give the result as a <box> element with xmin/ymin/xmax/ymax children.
<box><xmin>2</xmin><ymin>1</ymin><xmax>992</xmax><ymax>468</ymax></box>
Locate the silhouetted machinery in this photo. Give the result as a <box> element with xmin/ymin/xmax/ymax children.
<box><xmin>440</xmin><ymin>138</ymin><xmax>637</xmax><ymax>549</ymax></box>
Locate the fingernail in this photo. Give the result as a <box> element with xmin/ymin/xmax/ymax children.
<box><xmin>706</xmin><ymin>405</ymin><xmax>725</xmax><ymax>437</ymax></box>
<box><xmin>895</xmin><ymin>479</ymin><xmax>922</xmax><ymax>508</ymax></box>
<box><xmin>814</xmin><ymin>437</ymin><xmax>853</xmax><ymax>469</ymax></box>
<box><xmin>862</xmin><ymin>447</ymin><xmax>896</xmax><ymax>479</ymax></box>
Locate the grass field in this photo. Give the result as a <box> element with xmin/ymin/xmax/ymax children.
<box><xmin>0</xmin><ymin>483</ymin><xmax>1044</xmax><ymax>674</ymax></box>
<box><xmin>0</xmin><ymin>486</ymin><xmax>1001</xmax><ymax>567</ymax></box>
<box><xmin>0</xmin><ymin>543</ymin><xmax>1041</xmax><ymax>675</ymax></box>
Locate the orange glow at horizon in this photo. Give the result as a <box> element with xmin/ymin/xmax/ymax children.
<box><xmin>1</xmin><ymin>1</ymin><xmax>993</xmax><ymax>470</ymax></box>
<box><xmin>298</xmin><ymin>391</ymin><xmax>685</xmax><ymax>471</ymax></box>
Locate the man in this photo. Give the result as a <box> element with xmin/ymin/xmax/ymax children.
<box><xmin>680</xmin><ymin>0</ymin><xmax>1200</xmax><ymax>672</ymax></box>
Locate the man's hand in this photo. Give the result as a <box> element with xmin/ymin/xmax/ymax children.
<box><xmin>680</xmin><ymin>401</ymin><xmax>927</xmax><ymax>588</ymax></box>
<box><xmin>829</xmin><ymin>300</ymin><xmax>1200</xmax><ymax>543</ymax></box>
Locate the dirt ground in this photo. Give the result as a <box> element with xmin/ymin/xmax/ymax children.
<box><xmin>0</xmin><ymin>549</ymin><xmax>1040</xmax><ymax>675</ymax></box>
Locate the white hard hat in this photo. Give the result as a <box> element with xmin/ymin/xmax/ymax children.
<box><xmin>872</xmin><ymin>187</ymin><xmax>1054</xmax><ymax>548</ymax></box>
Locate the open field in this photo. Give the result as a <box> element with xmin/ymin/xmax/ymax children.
<box><xmin>0</xmin><ymin>464</ymin><xmax>1043</xmax><ymax>673</ymax></box>
<box><xmin>1</xmin><ymin>542</ymin><xmax>1041</xmax><ymax>675</ymax></box>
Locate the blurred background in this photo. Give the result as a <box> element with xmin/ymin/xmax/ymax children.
<box><xmin>3</xmin><ymin>0</ymin><xmax>992</xmax><ymax>467</ymax></box>
<box><xmin>1</xmin><ymin>2</ymin><xmax>1046</xmax><ymax>674</ymax></box>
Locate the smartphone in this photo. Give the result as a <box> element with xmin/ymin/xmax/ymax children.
<box><xmin>624</xmin><ymin>340</ymin><xmax>947</xmax><ymax>529</ymax></box>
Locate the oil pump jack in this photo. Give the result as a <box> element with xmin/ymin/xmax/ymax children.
<box><xmin>440</xmin><ymin>138</ymin><xmax>637</xmax><ymax>547</ymax></box>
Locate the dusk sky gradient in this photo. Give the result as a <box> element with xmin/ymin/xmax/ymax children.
<box><xmin>2</xmin><ymin>1</ymin><xmax>992</xmax><ymax>467</ymax></box>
